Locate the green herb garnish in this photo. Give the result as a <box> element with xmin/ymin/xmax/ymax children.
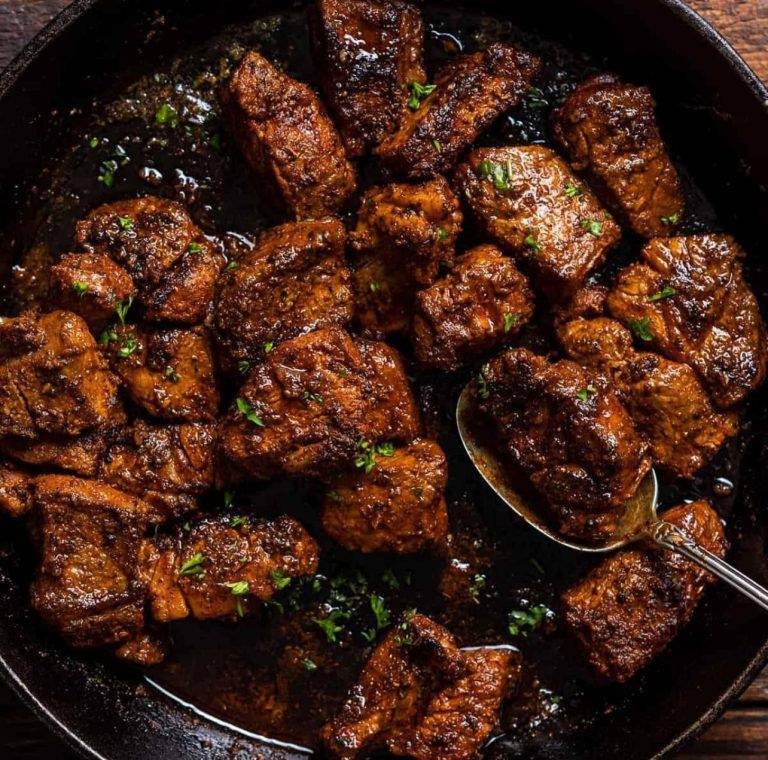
<box><xmin>118</xmin><ymin>216</ymin><xmax>134</xmax><ymax>231</ymax></box>
<box><xmin>660</xmin><ymin>212</ymin><xmax>681</xmax><ymax>225</ymax></box>
<box><xmin>163</xmin><ymin>365</ymin><xmax>180</xmax><ymax>383</ymax></box>
<box><xmin>263</xmin><ymin>341</ymin><xmax>274</xmax><ymax>353</ymax></box>
<box><xmin>237</xmin><ymin>360</ymin><xmax>251</xmax><ymax>375</ymax></box>
<box><xmin>508</xmin><ymin>604</ymin><xmax>550</xmax><ymax>637</ymax></box>
<box><xmin>503</xmin><ymin>312</ymin><xmax>519</xmax><ymax>333</ymax></box>
<box><xmin>314</xmin><ymin>608</ymin><xmax>350</xmax><ymax>644</ymax></box>
<box><xmin>576</xmin><ymin>385</ymin><xmax>597</xmax><ymax>402</ymax></box>
<box><xmin>649</xmin><ymin>285</ymin><xmax>676</xmax><ymax>302</ymax></box>
<box><xmin>270</xmin><ymin>569</ymin><xmax>292</xmax><ymax>591</ymax></box>
<box><xmin>235</xmin><ymin>397</ymin><xmax>264</xmax><ymax>427</ymax></box>
<box><xmin>115</xmin><ymin>296</ymin><xmax>133</xmax><ymax>325</ymax></box>
<box><xmin>302</xmin><ymin>657</ymin><xmax>318</xmax><ymax>671</ymax></box>
<box><xmin>478</xmin><ymin>159</ymin><xmax>512</xmax><ymax>191</ymax></box>
<box><xmin>564</xmin><ymin>182</ymin><xmax>582</xmax><ymax>198</ymax></box>
<box><xmin>469</xmin><ymin>573</ymin><xmax>486</xmax><ymax>602</ymax></box>
<box><xmin>580</xmin><ymin>219</ymin><xmax>603</xmax><ymax>237</ymax></box>
<box><xmin>477</xmin><ymin>364</ymin><xmax>490</xmax><ymax>400</ymax></box>
<box><xmin>406</xmin><ymin>81</ymin><xmax>436</xmax><ymax>110</ymax></box>
<box><xmin>179</xmin><ymin>552</ymin><xmax>206</xmax><ymax>577</ymax></box>
<box><xmin>187</xmin><ymin>242</ymin><xmax>203</xmax><ymax>253</ymax></box>
<box><xmin>628</xmin><ymin>317</ymin><xmax>654</xmax><ymax>342</ymax></box>
<box><xmin>72</xmin><ymin>281</ymin><xmax>89</xmax><ymax>297</ymax></box>
<box><xmin>155</xmin><ymin>103</ymin><xmax>179</xmax><ymax>127</ymax></box>
<box><xmin>524</xmin><ymin>234</ymin><xmax>540</xmax><ymax>253</ymax></box>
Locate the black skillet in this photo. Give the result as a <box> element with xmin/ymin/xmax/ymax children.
<box><xmin>1</xmin><ymin>1</ymin><xmax>768</xmax><ymax>758</ymax></box>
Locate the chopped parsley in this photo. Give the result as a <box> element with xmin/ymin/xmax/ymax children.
<box><xmin>576</xmin><ymin>385</ymin><xmax>597</xmax><ymax>402</ymax></box>
<box><xmin>394</xmin><ymin>608</ymin><xmax>417</xmax><ymax>646</ymax></box>
<box><xmin>370</xmin><ymin>594</ymin><xmax>391</xmax><ymax>631</ymax></box>
<box><xmin>115</xmin><ymin>296</ymin><xmax>133</xmax><ymax>325</ymax></box>
<box><xmin>478</xmin><ymin>158</ymin><xmax>513</xmax><ymax>191</ymax></box>
<box><xmin>270</xmin><ymin>569</ymin><xmax>292</xmax><ymax>591</ymax></box>
<box><xmin>354</xmin><ymin>439</ymin><xmax>395</xmax><ymax>473</ymax></box>
<box><xmin>527</xmin><ymin>86</ymin><xmax>549</xmax><ymax>109</ymax></box>
<box><xmin>437</xmin><ymin>227</ymin><xmax>449</xmax><ymax>241</ymax></box>
<box><xmin>117</xmin><ymin>216</ymin><xmax>134</xmax><ymax>231</ymax></box>
<box><xmin>226</xmin><ymin>580</ymin><xmax>249</xmax><ymax>617</ymax></box>
<box><xmin>235</xmin><ymin>397</ymin><xmax>264</xmax><ymax>427</ymax></box>
<box><xmin>432</xmin><ymin>138</ymin><xmax>442</xmax><ymax>153</ymax></box>
<box><xmin>628</xmin><ymin>317</ymin><xmax>654</xmax><ymax>342</ymax></box>
<box><xmin>301</xmin><ymin>391</ymin><xmax>324</xmax><ymax>405</ymax></box>
<box><xmin>237</xmin><ymin>360</ymin><xmax>251</xmax><ymax>375</ymax></box>
<box><xmin>98</xmin><ymin>159</ymin><xmax>118</xmax><ymax>187</ymax></box>
<box><xmin>88</xmin><ymin>136</ymin><xmax>100</xmax><ymax>149</ymax></box>
<box><xmin>503</xmin><ymin>312</ymin><xmax>519</xmax><ymax>333</ymax></box>
<box><xmin>263</xmin><ymin>341</ymin><xmax>274</xmax><ymax>353</ymax></box>
<box><xmin>580</xmin><ymin>219</ymin><xmax>603</xmax><ymax>237</ymax></box>
<box><xmin>163</xmin><ymin>365</ymin><xmax>180</xmax><ymax>383</ymax></box>
<box><xmin>116</xmin><ymin>334</ymin><xmax>138</xmax><ymax>359</ymax></box>
<box><xmin>187</xmin><ymin>242</ymin><xmax>203</xmax><ymax>253</ymax></box>
<box><xmin>314</xmin><ymin>608</ymin><xmax>350</xmax><ymax>644</ymax></box>
<box><xmin>155</xmin><ymin>103</ymin><xmax>179</xmax><ymax>127</ymax></box>
<box><xmin>469</xmin><ymin>573</ymin><xmax>486</xmax><ymax>602</ymax></box>
<box><xmin>230</xmin><ymin>515</ymin><xmax>248</xmax><ymax>528</ymax></box>
<box><xmin>302</xmin><ymin>657</ymin><xmax>318</xmax><ymax>672</ymax></box>
<box><xmin>477</xmin><ymin>364</ymin><xmax>490</xmax><ymax>400</ymax></box>
<box><xmin>407</xmin><ymin>81</ymin><xmax>436</xmax><ymax>110</ymax></box>
<box><xmin>225</xmin><ymin>259</ymin><xmax>239</xmax><ymax>271</ymax></box>
<box><xmin>326</xmin><ymin>490</ymin><xmax>342</xmax><ymax>503</ymax></box>
<box><xmin>508</xmin><ymin>604</ymin><xmax>550</xmax><ymax>637</ymax></box>
<box><xmin>71</xmin><ymin>281</ymin><xmax>89</xmax><ymax>297</ymax></box>
<box><xmin>369</xmin><ymin>280</ymin><xmax>381</xmax><ymax>294</ymax></box>
<box><xmin>179</xmin><ymin>553</ymin><xmax>206</xmax><ymax>577</ymax></box>
<box><xmin>564</xmin><ymin>182</ymin><xmax>582</xmax><ymax>198</ymax></box>
<box><xmin>660</xmin><ymin>212</ymin><xmax>681</xmax><ymax>225</ymax></box>
<box><xmin>524</xmin><ymin>234</ymin><xmax>540</xmax><ymax>253</ymax></box>
<box><xmin>649</xmin><ymin>285</ymin><xmax>676</xmax><ymax>302</ymax></box>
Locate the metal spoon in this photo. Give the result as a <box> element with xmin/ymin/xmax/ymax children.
<box><xmin>456</xmin><ymin>384</ymin><xmax>768</xmax><ymax>610</ymax></box>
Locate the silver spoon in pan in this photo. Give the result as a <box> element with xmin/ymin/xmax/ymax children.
<box><xmin>456</xmin><ymin>384</ymin><xmax>768</xmax><ymax>610</ymax></box>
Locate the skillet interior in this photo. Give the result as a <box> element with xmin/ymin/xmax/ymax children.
<box><xmin>1</xmin><ymin>1</ymin><xmax>768</xmax><ymax>758</ymax></box>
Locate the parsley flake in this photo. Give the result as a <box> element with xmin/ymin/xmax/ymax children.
<box><xmin>432</xmin><ymin>138</ymin><xmax>442</xmax><ymax>153</ymax></box>
<box><xmin>581</xmin><ymin>219</ymin><xmax>603</xmax><ymax>237</ymax></box>
<box><xmin>270</xmin><ymin>569</ymin><xmax>292</xmax><ymax>591</ymax></box>
<box><xmin>238</xmin><ymin>360</ymin><xmax>251</xmax><ymax>375</ymax></box>
<box><xmin>628</xmin><ymin>317</ymin><xmax>654</xmax><ymax>342</ymax></box>
<box><xmin>155</xmin><ymin>103</ymin><xmax>179</xmax><ymax>127</ymax></box>
<box><xmin>524</xmin><ymin>234</ymin><xmax>540</xmax><ymax>253</ymax></box>
<box><xmin>503</xmin><ymin>312</ymin><xmax>519</xmax><ymax>333</ymax></box>
<box><xmin>116</xmin><ymin>334</ymin><xmax>138</xmax><ymax>359</ymax></box>
<box><xmin>263</xmin><ymin>341</ymin><xmax>274</xmax><ymax>353</ymax></box>
<box><xmin>314</xmin><ymin>608</ymin><xmax>350</xmax><ymax>643</ymax></box>
<box><xmin>407</xmin><ymin>81</ymin><xmax>436</xmax><ymax>110</ymax></box>
<box><xmin>235</xmin><ymin>397</ymin><xmax>264</xmax><ymax>427</ymax></box>
<box><xmin>187</xmin><ymin>242</ymin><xmax>203</xmax><ymax>253</ymax></box>
<box><xmin>163</xmin><ymin>365</ymin><xmax>180</xmax><ymax>383</ymax></box>
<box><xmin>302</xmin><ymin>657</ymin><xmax>318</xmax><ymax>672</ymax></box>
<box><xmin>576</xmin><ymin>385</ymin><xmax>597</xmax><ymax>402</ymax></box>
<box><xmin>179</xmin><ymin>552</ymin><xmax>206</xmax><ymax>577</ymax></box>
<box><xmin>661</xmin><ymin>212</ymin><xmax>681</xmax><ymax>225</ymax></box>
<box><xmin>115</xmin><ymin>296</ymin><xmax>133</xmax><ymax>325</ymax></box>
<box><xmin>117</xmin><ymin>216</ymin><xmax>134</xmax><ymax>231</ymax></box>
<box><xmin>230</xmin><ymin>515</ymin><xmax>248</xmax><ymax>528</ymax></box>
<box><xmin>508</xmin><ymin>604</ymin><xmax>550</xmax><ymax>637</ymax></box>
<box><xmin>226</xmin><ymin>260</ymin><xmax>239</xmax><ymax>271</ymax></box>
<box><xmin>72</xmin><ymin>281</ymin><xmax>89</xmax><ymax>297</ymax></box>
<box><xmin>649</xmin><ymin>285</ymin><xmax>676</xmax><ymax>302</ymax></box>
<box><xmin>437</xmin><ymin>227</ymin><xmax>448</xmax><ymax>241</ymax></box>
<box><xmin>564</xmin><ymin>182</ymin><xmax>583</xmax><ymax>198</ymax></box>
<box><xmin>478</xmin><ymin>159</ymin><xmax>512</xmax><ymax>191</ymax></box>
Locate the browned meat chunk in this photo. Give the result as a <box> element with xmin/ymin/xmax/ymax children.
<box><xmin>139</xmin><ymin>514</ymin><xmax>319</xmax><ymax>622</ymax></box>
<box><xmin>478</xmin><ymin>348</ymin><xmax>650</xmax><ymax>541</ymax></box>
<box><xmin>99</xmin><ymin>421</ymin><xmax>216</xmax><ymax>518</ymax></box>
<box><xmin>0</xmin><ymin>464</ymin><xmax>33</xmax><ymax>518</ymax></box>
<box><xmin>454</xmin><ymin>146</ymin><xmax>621</xmax><ymax>300</ymax></box>
<box><xmin>75</xmin><ymin>196</ymin><xmax>224</xmax><ymax>324</ymax></box>
<box><xmin>213</xmin><ymin>218</ymin><xmax>353</xmax><ymax>372</ymax></box>
<box><xmin>0</xmin><ymin>311</ymin><xmax>122</xmax><ymax>439</ymax></box>
<box><xmin>350</xmin><ymin>177</ymin><xmax>463</xmax><ymax>336</ymax></box>
<box><xmin>606</xmin><ymin>235</ymin><xmax>768</xmax><ymax>408</ymax></box>
<box><xmin>113</xmin><ymin>628</ymin><xmax>169</xmax><ymax>667</ymax></box>
<box><xmin>29</xmin><ymin>475</ymin><xmax>158</xmax><ymax>650</ymax></box>
<box><xmin>105</xmin><ymin>325</ymin><xmax>219</xmax><ymax>422</ymax></box>
<box><xmin>320</xmin><ymin>612</ymin><xmax>465</xmax><ymax>758</ymax></box>
<box><xmin>551</xmin><ymin>74</ymin><xmax>685</xmax><ymax>238</ymax></box>
<box><xmin>220</xmin><ymin>327</ymin><xmax>420</xmax><ymax>480</ymax></box>
<box><xmin>49</xmin><ymin>252</ymin><xmax>135</xmax><ymax>330</ymax></box>
<box><xmin>562</xmin><ymin>500</ymin><xmax>726</xmax><ymax>682</ymax></box>
<box><xmin>388</xmin><ymin>646</ymin><xmax>519</xmax><ymax>760</ymax></box>
<box><xmin>321</xmin><ymin>438</ymin><xmax>448</xmax><ymax>553</ymax></box>
<box><xmin>220</xmin><ymin>50</ymin><xmax>356</xmax><ymax>220</ymax></box>
<box><xmin>412</xmin><ymin>245</ymin><xmax>535</xmax><ymax>371</ymax></box>
<box><xmin>377</xmin><ymin>44</ymin><xmax>539</xmax><ymax>180</ymax></box>
<box><xmin>558</xmin><ymin>317</ymin><xmax>738</xmax><ymax>478</ymax></box>
<box><xmin>309</xmin><ymin>0</ymin><xmax>426</xmax><ymax>156</ymax></box>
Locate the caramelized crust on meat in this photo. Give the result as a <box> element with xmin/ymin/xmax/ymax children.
<box><xmin>607</xmin><ymin>234</ymin><xmax>768</xmax><ymax>408</ymax></box>
<box><xmin>0</xmin><ymin>464</ymin><xmax>33</xmax><ymax>518</ymax></box>
<box><xmin>562</xmin><ymin>500</ymin><xmax>726</xmax><ymax>682</ymax></box>
<box><xmin>29</xmin><ymin>475</ymin><xmax>158</xmax><ymax>649</ymax></box>
<box><xmin>388</xmin><ymin>646</ymin><xmax>519</xmax><ymax>760</ymax></box>
<box><xmin>0</xmin><ymin>311</ymin><xmax>122</xmax><ymax>439</ymax></box>
<box><xmin>113</xmin><ymin>628</ymin><xmax>169</xmax><ymax>667</ymax></box>
<box><xmin>213</xmin><ymin>218</ymin><xmax>353</xmax><ymax>372</ymax></box>
<box><xmin>454</xmin><ymin>146</ymin><xmax>621</xmax><ymax>299</ymax></box>
<box><xmin>321</xmin><ymin>438</ymin><xmax>448</xmax><ymax>553</ymax></box>
<box><xmin>220</xmin><ymin>327</ymin><xmax>420</xmax><ymax>480</ymax></box>
<box><xmin>320</xmin><ymin>613</ymin><xmax>466</xmax><ymax>758</ymax></box>
<box><xmin>99</xmin><ymin>421</ymin><xmax>216</xmax><ymax>518</ymax></box>
<box><xmin>75</xmin><ymin>196</ymin><xmax>224</xmax><ymax>324</ymax></box>
<box><xmin>139</xmin><ymin>514</ymin><xmax>318</xmax><ymax>622</ymax></box>
<box><xmin>478</xmin><ymin>348</ymin><xmax>650</xmax><ymax>541</ymax></box>
<box><xmin>558</xmin><ymin>317</ymin><xmax>738</xmax><ymax>479</ymax></box>
<box><xmin>106</xmin><ymin>325</ymin><xmax>220</xmax><ymax>422</ymax></box>
<box><xmin>49</xmin><ymin>252</ymin><xmax>135</xmax><ymax>330</ymax></box>
<box><xmin>412</xmin><ymin>245</ymin><xmax>535</xmax><ymax>371</ymax></box>
<box><xmin>551</xmin><ymin>74</ymin><xmax>684</xmax><ymax>239</ymax></box>
<box><xmin>309</xmin><ymin>0</ymin><xmax>426</xmax><ymax>156</ymax></box>
<box><xmin>377</xmin><ymin>44</ymin><xmax>539</xmax><ymax>180</ymax></box>
<box><xmin>220</xmin><ymin>50</ymin><xmax>356</xmax><ymax>219</ymax></box>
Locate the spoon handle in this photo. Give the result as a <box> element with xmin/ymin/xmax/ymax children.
<box><xmin>648</xmin><ymin>521</ymin><xmax>768</xmax><ymax>611</ymax></box>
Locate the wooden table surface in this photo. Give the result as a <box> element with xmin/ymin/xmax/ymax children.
<box><xmin>0</xmin><ymin>0</ymin><xmax>767</xmax><ymax>757</ymax></box>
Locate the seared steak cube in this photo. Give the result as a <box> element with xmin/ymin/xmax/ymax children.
<box><xmin>562</xmin><ymin>500</ymin><xmax>726</xmax><ymax>682</ymax></box>
<box><xmin>213</xmin><ymin>218</ymin><xmax>353</xmax><ymax>372</ymax></box>
<box><xmin>412</xmin><ymin>245</ymin><xmax>534</xmax><ymax>371</ymax></box>
<box><xmin>454</xmin><ymin>146</ymin><xmax>621</xmax><ymax>300</ymax></box>
<box><xmin>551</xmin><ymin>73</ymin><xmax>684</xmax><ymax>238</ymax></box>
<box><xmin>309</xmin><ymin>0</ymin><xmax>426</xmax><ymax>156</ymax></box>
<box><xmin>0</xmin><ymin>464</ymin><xmax>33</xmax><ymax>518</ymax></box>
<box><xmin>220</xmin><ymin>50</ymin><xmax>356</xmax><ymax>220</ymax></box>
<box><xmin>377</xmin><ymin>44</ymin><xmax>539</xmax><ymax>180</ymax></box>
<box><xmin>321</xmin><ymin>438</ymin><xmax>448</xmax><ymax>553</ymax></box>
<box><xmin>220</xmin><ymin>327</ymin><xmax>420</xmax><ymax>480</ymax></box>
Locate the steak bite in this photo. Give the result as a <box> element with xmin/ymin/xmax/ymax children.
<box><xmin>388</xmin><ymin>646</ymin><xmax>519</xmax><ymax>760</ymax></box>
<box><xmin>105</xmin><ymin>325</ymin><xmax>219</xmax><ymax>422</ymax></box>
<box><xmin>412</xmin><ymin>244</ymin><xmax>535</xmax><ymax>371</ymax></box>
<box><xmin>321</xmin><ymin>438</ymin><xmax>448</xmax><ymax>554</ymax></box>
<box><xmin>562</xmin><ymin>500</ymin><xmax>726</xmax><ymax>682</ymax></box>
<box><xmin>220</xmin><ymin>327</ymin><xmax>420</xmax><ymax>480</ymax></box>
<box><xmin>29</xmin><ymin>475</ymin><xmax>158</xmax><ymax>650</ymax></box>
<box><xmin>551</xmin><ymin>73</ymin><xmax>685</xmax><ymax>238</ymax></box>
<box><xmin>75</xmin><ymin>196</ymin><xmax>225</xmax><ymax>324</ymax></box>
<box><xmin>213</xmin><ymin>218</ymin><xmax>353</xmax><ymax>372</ymax></box>
<box><xmin>478</xmin><ymin>348</ymin><xmax>650</xmax><ymax>542</ymax></box>
<box><xmin>49</xmin><ymin>252</ymin><xmax>135</xmax><ymax>330</ymax></box>
<box><xmin>454</xmin><ymin>146</ymin><xmax>621</xmax><ymax>300</ymax></box>
<box><xmin>606</xmin><ymin>234</ymin><xmax>768</xmax><ymax>408</ymax></box>
<box><xmin>139</xmin><ymin>514</ymin><xmax>319</xmax><ymax>622</ymax></box>
<box><xmin>350</xmin><ymin>177</ymin><xmax>463</xmax><ymax>336</ymax></box>
<box><xmin>99</xmin><ymin>421</ymin><xmax>216</xmax><ymax>518</ymax></box>
<box><xmin>377</xmin><ymin>44</ymin><xmax>539</xmax><ymax>180</ymax></box>
<box><xmin>309</xmin><ymin>0</ymin><xmax>426</xmax><ymax>156</ymax></box>
<box><xmin>558</xmin><ymin>317</ymin><xmax>738</xmax><ymax>479</ymax></box>
<box><xmin>320</xmin><ymin>612</ymin><xmax>466</xmax><ymax>758</ymax></box>
<box><xmin>220</xmin><ymin>50</ymin><xmax>356</xmax><ymax>220</ymax></box>
<box><xmin>0</xmin><ymin>311</ymin><xmax>122</xmax><ymax>439</ymax></box>
<box><xmin>0</xmin><ymin>464</ymin><xmax>33</xmax><ymax>518</ymax></box>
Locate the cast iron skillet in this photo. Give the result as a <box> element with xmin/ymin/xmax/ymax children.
<box><xmin>1</xmin><ymin>1</ymin><xmax>768</xmax><ymax>758</ymax></box>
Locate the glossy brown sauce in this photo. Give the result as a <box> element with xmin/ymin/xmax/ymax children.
<box><xmin>0</xmin><ymin>5</ymin><xmax>749</xmax><ymax>755</ymax></box>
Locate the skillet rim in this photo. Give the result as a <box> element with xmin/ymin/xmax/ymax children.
<box><xmin>0</xmin><ymin>0</ymin><xmax>767</xmax><ymax>758</ymax></box>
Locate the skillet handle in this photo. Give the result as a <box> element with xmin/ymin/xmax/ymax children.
<box><xmin>647</xmin><ymin>521</ymin><xmax>768</xmax><ymax>612</ymax></box>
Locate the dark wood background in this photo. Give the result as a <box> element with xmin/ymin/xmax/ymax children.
<box><xmin>0</xmin><ymin>0</ymin><xmax>767</xmax><ymax>756</ymax></box>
